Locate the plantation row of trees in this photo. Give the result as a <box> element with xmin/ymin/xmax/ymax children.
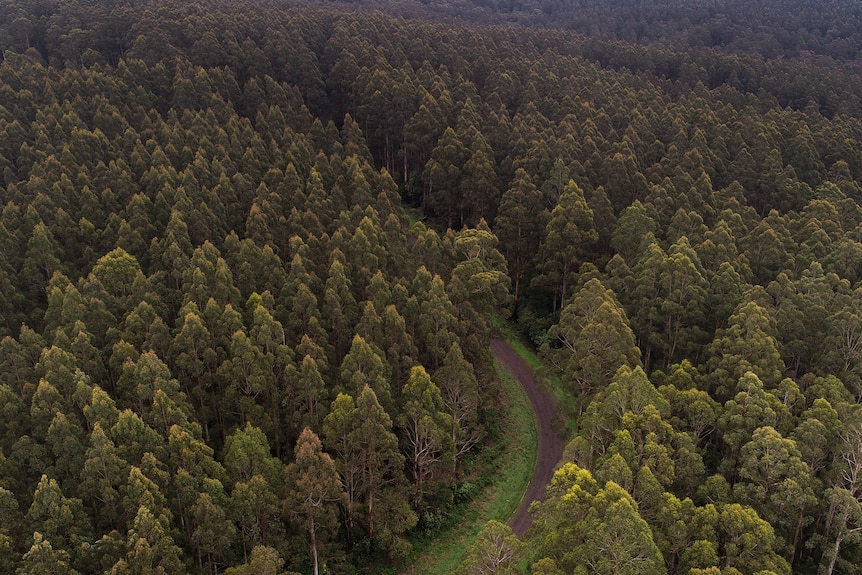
<box><xmin>1</xmin><ymin>0</ymin><xmax>862</xmax><ymax>573</ymax></box>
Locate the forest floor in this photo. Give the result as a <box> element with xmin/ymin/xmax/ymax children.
<box><xmin>490</xmin><ymin>338</ymin><xmax>566</xmax><ymax>537</ymax></box>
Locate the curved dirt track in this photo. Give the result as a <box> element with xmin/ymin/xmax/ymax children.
<box><xmin>491</xmin><ymin>338</ymin><xmax>565</xmax><ymax>537</ymax></box>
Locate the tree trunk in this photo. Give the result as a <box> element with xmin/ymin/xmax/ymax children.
<box><xmin>311</xmin><ymin>520</ymin><xmax>319</xmax><ymax>575</ymax></box>
<box><xmin>385</xmin><ymin>135</ymin><xmax>391</xmax><ymax>174</ymax></box>
<box><xmin>561</xmin><ymin>261</ymin><xmax>571</xmax><ymax>305</ymax></box>
<box><xmin>345</xmin><ymin>474</ymin><xmax>356</xmax><ymax>549</ymax></box>
<box><xmin>819</xmin><ymin>532</ymin><xmax>842</xmax><ymax>575</ymax></box>
<box><xmin>511</xmin><ymin>269</ymin><xmax>521</xmax><ymax>322</ymax></box>
<box><xmin>368</xmin><ymin>491</ymin><xmax>374</xmax><ymax>543</ymax></box>
<box><xmin>790</xmin><ymin>508</ymin><xmax>804</xmax><ymax>568</ymax></box>
<box><xmin>403</xmin><ymin>143</ymin><xmax>408</xmax><ymax>184</ymax></box>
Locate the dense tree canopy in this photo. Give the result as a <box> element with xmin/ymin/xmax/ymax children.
<box><xmin>1</xmin><ymin>0</ymin><xmax>862</xmax><ymax>573</ymax></box>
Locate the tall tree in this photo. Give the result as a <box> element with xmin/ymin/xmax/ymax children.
<box><xmin>734</xmin><ymin>426</ymin><xmax>816</xmax><ymax>565</ymax></box>
<box><xmin>448</xmin><ymin>222</ymin><xmax>510</xmax><ymax>330</ymax></box>
<box><xmin>716</xmin><ymin>372</ymin><xmax>790</xmax><ymax>477</ymax></box>
<box><xmin>22</xmin><ymin>222</ymin><xmax>65</xmax><ymax>319</ymax></box>
<box><xmin>322</xmin><ymin>258</ymin><xmax>357</xmax><ymax>362</ymax></box>
<box><xmin>339</xmin><ymin>334</ymin><xmax>392</xmax><ymax>413</ymax></box>
<box><xmin>351</xmin><ymin>385</ymin><xmax>415</xmax><ymax>557</ymax></box>
<box><xmin>79</xmin><ymin>423</ymin><xmax>129</xmax><ymax>532</ymax></box>
<box><xmin>283</xmin><ymin>428</ymin><xmax>344</xmax><ymax>575</ymax></box>
<box><xmin>25</xmin><ymin>475</ymin><xmax>91</xmax><ymax>571</ymax></box>
<box><xmin>717</xmin><ymin>503</ymin><xmax>790</xmax><ymax>574</ymax></box>
<box><xmin>170</xmin><ymin>303</ymin><xmax>218</xmax><ymax>442</ymax></box>
<box><xmin>494</xmin><ymin>168</ymin><xmax>548</xmax><ymax>319</ymax></box>
<box><xmin>424</xmin><ymin>127</ymin><xmax>468</xmax><ymax>227</ymax></box>
<box><xmin>528</xmin><ymin>463</ymin><xmax>666</xmax><ymax>575</ymax></box>
<box><xmin>706</xmin><ymin>301</ymin><xmax>785</xmax><ymax>401</ymax></box>
<box><xmin>398</xmin><ymin>366</ymin><xmax>453</xmax><ymax>507</ymax></box>
<box><xmin>819</xmin><ymin>420</ymin><xmax>862</xmax><ymax>575</ymax></box>
<box><xmin>656</xmin><ymin>237</ymin><xmax>710</xmax><ymax>367</ymax></box>
<box><xmin>535</xmin><ymin>179</ymin><xmax>597</xmax><ymax>308</ymax></box>
<box><xmin>434</xmin><ymin>342</ymin><xmax>481</xmax><ymax>470</ymax></box>
<box><xmin>229</xmin><ymin>474</ymin><xmax>281</xmax><ymax>563</ymax></box>
<box><xmin>222</xmin><ymin>545</ymin><xmax>288</xmax><ymax>575</ymax></box>
<box><xmin>414</xmin><ymin>271</ymin><xmax>459</xmax><ymax>370</ymax></box>
<box><xmin>543</xmin><ymin>277</ymin><xmax>641</xmax><ymax>398</ymax></box>
<box><xmin>16</xmin><ymin>532</ymin><xmax>79</xmax><ymax>575</ymax></box>
<box><xmin>112</xmin><ymin>505</ymin><xmax>186</xmax><ymax>575</ymax></box>
<box><xmin>611</xmin><ymin>201</ymin><xmax>658</xmax><ymax>265</ymax></box>
<box><xmin>189</xmin><ymin>492</ymin><xmax>235</xmax><ymax>574</ymax></box>
<box><xmin>221</xmin><ymin>423</ymin><xmax>282</xmax><ymax>488</ymax></box>
<box><xmin>0</xmin><ymin>487</ymin><xmax>20</xmax><ymax>574</ymax></box>
<box><xmin>292</xmin><ymin>354</ymin><xmax>327</xmax><ymax>435</ymax></box>
<box><xmin>460</xmin><ymin>144</ymin><xmax>500</xmax><ymax>227</ymax></box>
<box><xmin>457</xmin><ymin>520</ymin><xmax>521</xmax><ymax>575</ymax></box>
<box><xmin>323</xmin><ymin>393</ymin><xmax>361</xmax><ymax>548</ymax></box>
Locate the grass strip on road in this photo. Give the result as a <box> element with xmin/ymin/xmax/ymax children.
<box><xmin>400</xmin><ymin>349</ymin><xmax>536</xmax><ymax>575</ymax></box>
<box><xmin>492</xmin><ymin>317</ymin><xmax>577</xmax><ymax>436</ymax></box>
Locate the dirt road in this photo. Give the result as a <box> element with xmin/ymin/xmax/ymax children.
<box><xmin>490</xmin><ymin>338</ymin><xmax>565</xmax><ymax>537</ymax></box>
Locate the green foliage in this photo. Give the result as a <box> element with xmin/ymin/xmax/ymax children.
<box><xmin>542</xmin><ymin>277</ymin><xmax>640</xmax><ymax>398</ymax></box>
<box><xmin>534</xmin><ymin>180</ymin><xmax>598</xmax><ymax>307</ymax></box>
<box><xmin>3</xmin><ymin>0</ymin><xmax>862</xmax><ymax>572</ymax></box>
<box><xmin>283</xmin><ymin>428</ymin><xmax>343</xmax><ymax>575</ymax></box>
<box><xmin>398</xmin><ymin>366</ymin><xmax>454</xmax><ymax>508</ymax></box>
<box><xmin>222</xmin><ymin>545</ymin><xmax>292</xmax><ymax>575</ymax></box>
<box><xmin>456</xmin><ymin>520</ymin><xmax>520</xmax><ymax>575</ymax></box>
<box><xmin>529</xmin><ymin>464</ymin><xmax>666</xmax><ymax>575</ymax></box>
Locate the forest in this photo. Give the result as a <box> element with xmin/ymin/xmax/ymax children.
<box><xmin>1</xmin><ymin>0</ymin><xmax>862</xmax><ymax>573</ymax></box>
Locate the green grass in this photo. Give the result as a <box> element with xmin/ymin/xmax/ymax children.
<box><xmin>506</xmin><ymin>336</ymin><xmax>545</xmax><ymax>373</ymax></box>
<box><xmin>399</xmin><ymin>343</ymin><xmax>537</xmax><ymax>575</ymax></box>
<box><xmin>491</xmin><ymin>315</ymin><xmax>579</xmax><ymax>436</ymax></box>
<box><xmin>404</xmin><ymin>206</ymin><xmax>424</xmax><ymax>227</ymax></box>
<box><xmin>486</xmin><ymin>359</ymin><xmax>537</xmax><ymax>524</ymax></box>
<box><xmin>400</xmin><ymin>313</ymin><xmax>584</xmax><ymax>575</ymax></box>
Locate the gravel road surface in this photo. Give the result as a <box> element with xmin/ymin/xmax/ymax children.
<box><xmin>491</xmin><ymin>338</ymin><xmax>565</xmax><ymax>537</ymax></box>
